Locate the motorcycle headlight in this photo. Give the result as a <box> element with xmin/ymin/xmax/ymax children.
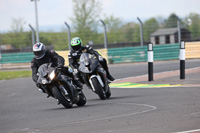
<box><xmin>49</xmin><ymin>70</ymin><xmax>55</xmax><ymax>80</ymax></box>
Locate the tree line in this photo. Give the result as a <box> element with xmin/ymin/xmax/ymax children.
<box><xmin>1</xmin><ymin>0</ymin><xmax>200</xmax><ymax>51</ymax></box>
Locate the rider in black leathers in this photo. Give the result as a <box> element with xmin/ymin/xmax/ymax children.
<box><xmin>31</xmin><ymin>42</ymin><xmax>81</xmax><ymax>92</ymax></box>
<box><xmin>68</xmin><ymin>37</ymin><xmax>115</xmax><ymax>82</ymax></box>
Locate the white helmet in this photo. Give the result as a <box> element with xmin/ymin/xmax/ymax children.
<box><xmin>33</xmin><ymin>42</ymin><xmax>46</xmax><ymax>59</ymax></box>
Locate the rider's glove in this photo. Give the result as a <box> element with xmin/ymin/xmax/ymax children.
<box><xmin>99</xmin><ymin>56</ymin><xmax>103</xmax><ymax>61</ymax></box>
<box><xmin>73</xmin><ymin>69</ymin><xmax>78</xmax><ymax>74</ymax></box>
<box><xmin>68</xmin><ymin>68</ymin><xmax>73</xmax><ymax>73</ymax></box>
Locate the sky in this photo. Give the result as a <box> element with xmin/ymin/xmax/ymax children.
<box><xmin>0</xmin><ymin>0</ymin><xmax>200</xmax><ymax>32</ymax></box>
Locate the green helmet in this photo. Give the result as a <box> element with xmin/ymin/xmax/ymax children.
<box><xmin>70</xmin><ymin>37</ymin><xmax>82</xmax><ymax>51</ymax></box>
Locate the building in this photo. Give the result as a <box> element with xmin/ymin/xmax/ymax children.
<box><xmin>150</xmin><ymin>28</ymin><xmax>190</xmax><ymax>45</ymax></box>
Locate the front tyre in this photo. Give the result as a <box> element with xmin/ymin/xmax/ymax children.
<box><xmin>52</xmin><ymin>86</ymin><xmax>73</xmax><ymax>108</ymax></box>
<box><xmin>91</xmin><ymin>78</ymin><xmax>106</xmax><ymax>100</ymax></box>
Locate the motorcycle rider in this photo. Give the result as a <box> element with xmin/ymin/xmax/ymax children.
<box><xmin>68</xmin><ymin>37</ymin><xmax>115</xmax><ymax>83</ymax></box>
<box><xmin>31</xmin><ymin>42</ymin><xmax>82</xmax><ymax>94</ymax></box>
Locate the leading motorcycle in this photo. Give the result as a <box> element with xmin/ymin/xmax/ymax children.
<box><xmin>37</xmin><ymin>63</ymin><xmax>86</xmax><ymax>108</ymax></box>
<box><xmin>78</xmin><ymin>53</ymin><xmax>111</xmax><ymax>100</ymax></box>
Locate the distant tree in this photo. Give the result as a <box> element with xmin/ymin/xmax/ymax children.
<box><xmin>119</xmin><ymin>22</ymin><xmax>139</xmax><ymax>42</ymax></box>
<box><xmin>164</xmin><ymin>13</ymin><xmax>179</xmax><ymax>28</ymax></box>
<box><xmin>185</xmin><ymin>13</ymin><xmax>200</xmax><ymax>40</ymax></box>
<box><xmin>8</xmin><ymin>17</ymin><xmax>27</xmax><ymax>48</ymax></box>
<box><xmin>143</xmin><ymin>18</ymin><xmax>159</xmax><ymax>41</ymax></box>
<box><xmin>71</xmin><ymin>0</ymin><xmax>102</xmax><ymax>45</ymax></box>
<box><xmin>10</xmin><ymin>17</ymin><xmax>26</xmax><ymax>33</ymax></box>
<box><xmin>101</xmin><ymin>15</ymin><xmax>123</xmax><ymax>43</ymax></box>
<box><xmin>155</xmin><ymin>16</ymin><xmax>165</xmax><ymax>28</ymax></box>
<box><xmin>71</xmin><ymin>0</ymin><xmax>101</xmax><ymax>32</ymax></box>
<box><xmin>103</xmin><ymin>15</ymin><xmax>122</xmax><ymax>32</ymax></box>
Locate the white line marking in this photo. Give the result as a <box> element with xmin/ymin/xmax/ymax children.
<box><xmin>191</xmin><ymin>112</ymin><xmax>200</xmax><ymax>116</ymax></box>
<box><xmin>0</xmin><ymin>103</ymin><xmax>157</xmax><ymax>133</ymax></box>
<box><xmin>70</xmin><ymin>103</ymin><xmax>157</xmax><ymax>124</ymax></box>
<box><xmin>174</xmin><ymin>129</ymin><xmax>200</xmax><ymax>133</ymax></box>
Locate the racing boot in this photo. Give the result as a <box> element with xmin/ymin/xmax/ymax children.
<box><xmin>107</xmin><ymin>73</ymin><xmax>115</xmax><ymax>81</ymax></box>
<box><xmin>105</xmin><ymin>69</ymin><xmax>115</xmax><ymax>81</ymax></box>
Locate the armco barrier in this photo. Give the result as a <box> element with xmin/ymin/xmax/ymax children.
<box><xmin>1</xmin><ymin>42</ymin><xmax>199</xmax><ymax>67</ymax></box>
<box><xmin>0</xmin><ymin>52</ymin><xmax>34</xmax><ymax>64</ymax></box>
<box><xmin>185</xmin><ymin>41</ymin><xmax>200</xmax><ymax>59</ymax></box>
<box><xmin>108</xmin><ymin>43</ymin><xmax>179</xmax><ymax>64</ymax></box>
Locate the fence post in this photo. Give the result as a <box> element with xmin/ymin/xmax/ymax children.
<box><xmin>29</xmin><ymin>24</ymin><xmax>36</xmax><ymax>46</ymax></box>
<box><xmin>177</xmin><ymin>19</ymin><xmax>182</xmax><ymax>44</ymax></box>
<box><xmin>64</xmin><ymin>22</ymin><xmax>71</xmax><ymax>50</ymax></box>
<box><xmin>31</xmin><ymin>0</ymin><xmax>40</xmax><ymax>43</ymax></box>
<box><xmin>100</xmin><ymin>19</ymin><xmax>108</xmax><ymax>49</ymax></box>
<box><xmin>137</xmin><ymin>17</ymin><xmax>144</xmax><ymax>47</ymax></box>
<box><xmin>180</xmin><ymin>41</ymin><xmax>185</xmax><ymax>79</ymax></box>
<box><xmin>148</xmin><ymin>43</ymin><xmax>154</xmax><ymax>81</ymax></box>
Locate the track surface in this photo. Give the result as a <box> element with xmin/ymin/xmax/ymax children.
<box><xmin>0</xmin><ymin>59</ymin><xmax>200</xmax><ymax>133</ymax></box>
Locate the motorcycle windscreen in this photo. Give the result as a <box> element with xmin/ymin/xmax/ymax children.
<box><xmin>38</xmin><ymin>63</ymin><xmax>49</xmax><ymax>77</ymax></box>
<box><xmin>78</xmin><ymin>53</ymin><xmax>99</xmax><ymax>73</ymax></box>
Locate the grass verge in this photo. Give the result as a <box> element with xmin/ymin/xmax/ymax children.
<box><xmin>0</xmin><ymin>70</ymin><xmax>31</xmax><ymax>80</ymax></box>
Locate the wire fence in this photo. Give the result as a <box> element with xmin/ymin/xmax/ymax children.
<box><xmin>0</xmin><ymin>19</ymin><xmax>200</xmax><ymax>54</ymax></box>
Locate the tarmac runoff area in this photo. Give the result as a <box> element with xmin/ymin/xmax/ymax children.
<box><xmin>110</xmin><ymin>67</ymin><xmax>200</xmax><ymax>88</ymax></box>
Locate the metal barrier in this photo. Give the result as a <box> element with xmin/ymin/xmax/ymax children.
<box><xmin>0</xmin><ymin>52</ymin><xmax>34</xmax><ymax>64</ymax></box>
<box><xmin>1</xmin><ymin>42</ymin><xmax>199</xmax><ymax>66</ymax></box>
<box><xmin>108</xmin><ymin>43</ymin><xmax>179</xmax><ymax>64</ymax></box>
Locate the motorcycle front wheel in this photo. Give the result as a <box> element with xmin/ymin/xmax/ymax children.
<box><xmin>91</xmin><ymin>78</ymin><xmax>106</xmax><ymax>100</ymax></box>
<box><xmin>52</xmin><ymin>86</ymin><xmax>73</xmax><ymax>108</ymax></box>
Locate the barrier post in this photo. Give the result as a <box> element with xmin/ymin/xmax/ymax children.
<box><xmin>180</xmin><ymin>41</ymin><xmax>185</xmax><ymax>79</ymax></box>
<box><xmin>64</xmin><ymin>22</ymin><xmax>71</xmax><ymax>50</ymax></box>
<box><xmin>148</xmin><ymin>43</ymin><xmax>154</xmax><ymax>81</ymax></box>
<box><xmin>100</xmin><ymin>19</ymin><xmax>108</xmax><ymax>49</ymax></box>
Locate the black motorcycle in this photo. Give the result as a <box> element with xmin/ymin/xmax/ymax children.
<box><xmin>78</xmin><ymin>53</ymin><xmax>111</xmax><ymax>100</ymax></box>
<box><xmin>37</xmin><ymin>63</ymin><xmax>86</xmax><ymax>108</ymax></box>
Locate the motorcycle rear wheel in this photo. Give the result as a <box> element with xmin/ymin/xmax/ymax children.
<box><xmin>52</xmin><ymin>86</ymin><xmax>73</xmax><ymax>108</ymax></box>
<box><xmin>76</xmin><ymin>91</ymin><xmax>87</xmax><ymax>106</ymax></box>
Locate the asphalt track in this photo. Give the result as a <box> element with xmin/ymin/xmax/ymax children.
<box><xmin>0</xmin><ymin>59</ymin><xmax>200</xmax><ymax>133</ymax></box>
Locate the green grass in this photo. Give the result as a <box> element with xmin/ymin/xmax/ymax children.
<box><xmin>0</xmin><ymin>70</ymin><xmax>32</xmax><ymax>80</ymax></box>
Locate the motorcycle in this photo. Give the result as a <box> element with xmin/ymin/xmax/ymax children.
<box><xmin>37</xmin><ymin>63</ymin><xmax>86</xmax><ymax>108</ymax></box>
<box><xmin>78</xmin><ymin>53</ymin><xmax>111</xmax><ymax>100</ymax></box>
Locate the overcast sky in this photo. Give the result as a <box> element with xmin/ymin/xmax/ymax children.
<box><xmin>0</xmin><ymin>0</ymin><xmax>200</xmax><ymax>32</ymax></box>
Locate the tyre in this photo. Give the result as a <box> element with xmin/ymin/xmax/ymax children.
<box><xmin>106</xmin><ymin>86</ymin><xmax>111</xmax><ymax>98</ymax></box>
<box><xmin>76</xmin><ymin>91</ymin><xmax>86</xmax><ymax>106</ymax></box>
<box><xmin>91</xmin><ymin>77</ymin><xmax>106</xmax><ymax>100</ymax></box>
<box><xmin>52</xmin><ymin>86</ymin><xmax>73</xmax><ymax>108</ymax></box>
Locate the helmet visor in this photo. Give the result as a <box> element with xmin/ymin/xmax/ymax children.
<box><xmin>34</xmin><ymin>50</ymin><xmax>46</xmax><ymax>59</ymax></box>
<box><xmin>72</xmin><ymin>45</ymin><xmax>81</xmax><ymax>51</ymax></box>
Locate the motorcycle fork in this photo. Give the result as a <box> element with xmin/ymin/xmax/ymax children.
<box><xmin>97</xmin><ymin>68</ymin><xmax>108</xmax><ymax>91</ymax></box>
<box><xmin>43</xmin><ymin>85</ymin><xmax>54</xmax><ymax>97</ymax></box>
<box><xmin>58</xmin><ymin>80</ymin><xmax>77</xmax><ymax>103</ymax></box>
